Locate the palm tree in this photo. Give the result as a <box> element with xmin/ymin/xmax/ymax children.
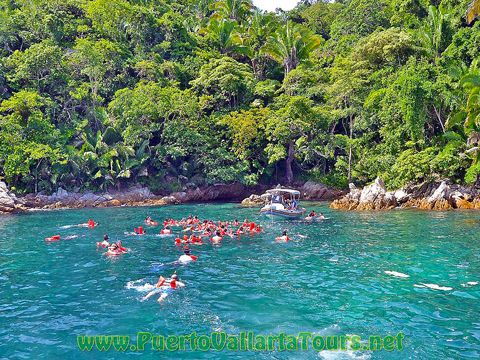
<box><xmin>204</xmin><ymin>18</ymin><xmax>238</xmax><ymax>54</ymax></box>
<box><xmin>467</xmin><ymin>0</ymin><xmax>480</xmax><ymax>24</ymax></box>
<box><xmin>233</xmin><ymin>10</ymin><xmax>274</xmax><ymax>78</ymax></box>
<box><xmin>77</xmin><ymin>128</ymin><xmax>139</xmax><ymax>190</ymax></box>
<box><xmin>261</xmin><ymin>21</ymin><xmax>321</xmax><ymax>76</ymax></box>
<box><xmin>419</xmin><ymin>5</ymin><xmax>450</xmax><ymax>62</ymax></box>
<box><xmin>211</xmin><ymin>0</ymin><xmax>252</xmax><ymax>22</ymax></box>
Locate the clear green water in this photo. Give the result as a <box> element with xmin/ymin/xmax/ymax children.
<box><xmin>1</xmin><ymin>203</ymin><xmax>480</xmax><ymax>359</ymax></box>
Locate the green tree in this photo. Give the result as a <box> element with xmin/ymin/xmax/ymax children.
<box><xmin>68</xmin><ymin>38</ymin><xmax>126</xmax><ymax>125</ymax></box>
<box><xmin>5</xmin><ymin>39</ymin><xmax>64</xmax><ymax>92</ymax></box>
<box><xmin>190</xmin><ymin>56</ymin><xmax>255</xmax><ymax>110</ymax></box>
<box><xmin>329</xmin><ymin>57</ymin><xmax>369</xmax><ymax>183</ymax></box>
<box><xmin>265</xmin><ymin>96</ymin><xmax>318</xmax><ymax>184</ymax></box>
<box><xmin>0</xmin><ymin>90</ymin><xmax>64</xmax><ymax>192</ymax></box>
<box><xmin>262</xmin><ymin>21</ymin><xmax>321</xmax><ymax>76</ymax></box>
<box><xmin>419</xmin><ymin>5</ymin><xmax>451</xmax><ymax>62</ymax></box>
<box><xmin>233</xmin><ymin>10</ymin><xmax>275</xmax><ymax>79</ymax></box>
<box><xmin>211</xmin><ymin>0</ymin><xmax>252</xmax><ymax>22</ymax></box>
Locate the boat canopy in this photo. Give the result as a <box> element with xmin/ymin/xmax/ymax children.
<box><xmin>266</xmin><ymin>189</ymin><xmax>301</xmax><ymax>196</ymax></box>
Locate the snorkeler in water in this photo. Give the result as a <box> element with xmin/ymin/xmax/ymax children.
<box><xmin>142</xmin><ymin>273</ymin><xmax>185</xmax><ymax>302</ymax></box>
<box><xmin>275</xmin><ymin>230</ymin><xmax>290</xmax><ymax>242</ymax></box>
<box><xmin>97</xmin><ymin>234</ymin><xmax>110</xmax><ymax>248</ymax></box>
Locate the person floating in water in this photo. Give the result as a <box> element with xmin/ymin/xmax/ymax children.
<box><xmin>178</xmin><ymin>246</ymin><xmax>198</xmax><ymax>263</ymax></box>
<box><xmin>160</xmin><ymin>226</ymin><xmax>172</xmax><ymax>235</ymax></box>
<box><xmin>142</xmin><ymin>273</ymin><xmax>185</xmax><ymax>303</ymax></box>
<box><xmin>87</xmin><ymin>219</ymin><xmax>96</xmax><ymax>228</ymax></box>
<box><xmin>134</xmin><ymin>226</ymin><xmax>145</xmax><ymax>235</ymax></box>
<box><xmin>211</xmin><ymin>231</ymin><xmax>223</xmax><ymax>243</ymax></box>
<box><xmin>45</xmin><ymin>234</ymin><xmax>61</xmax><ymax>242</ymax></box>
<box><xmin>97</xmin><ymin>234</ymin><xmax>110</xmax><ymax>248</ymax></box>
<box><xmin>275</xmin><ymin>230</ymin><xmax>290</xmax><ymax>242</ymax></box>
<box><xmin>145</xmin><ymin>216</ymin><xmax>159</xmax><ymax>226</ymax></box>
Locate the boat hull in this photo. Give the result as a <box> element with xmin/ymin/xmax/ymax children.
<box><xmin>260</xmin><ymin>208</ymin><xmax>306</xmax><ymax>219</ymax></box>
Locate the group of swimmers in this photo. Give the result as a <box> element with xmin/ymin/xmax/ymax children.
<box><xmin>305</xmin><ymin>210</ymin><xmax>325</xmax><ymax>221</ymax></box>
<box><xmin>142</xmin><ymin>215</ymin><xmax>271</xmax><ymax>302</ymax></box>
<box><xmin>45</xmin><ymin>219</ymin><xmax>97</xmax><ymax>242</ymax></box>
<box><xmin>46</xmin><ymin>209</ymin><xmax>325</xmax><ymax>303</ymax></box>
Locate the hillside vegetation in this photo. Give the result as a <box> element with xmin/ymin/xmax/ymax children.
<box><xmin>1</xmin><ymin>0</ymin><xmax>480</xmax><ymax>194</ymax></box>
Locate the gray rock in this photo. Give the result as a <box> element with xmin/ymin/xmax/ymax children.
<box><xmin>0</xmin><ymin>181</ymin><xmax>20</xmax><ymax>213</ymax></box>
<box><xmin>359</xmin><ymin>177</ymin><xmax>386</xmax><ymax>204</ymax></box>
<box><xmin>172</xmin><ymin>192</ymin><xmax>188</xmax><ymax>202</ymax></box>
<box><xmin>428</xmin><ymin>181</ymin><xmax>449</xmax><ymax>203</ymax></box>
<box><xmin>394</xmin><ymin>189</ymin><xmax>409</xmax><ymax>203</ymax></box>
<box><xmin>160</xmin><ymin>196</ymin><xmax>179</xmax><ymax>205</ymax></box>
<box><xmin>52</xmin><ymin>187</ymin><xmax>69</xmax><ymax>199</ymax></box>
<box><xmin>241</xmin><ymin>194</ymin><xmax>264</xmax><ymax>207</ymax></box>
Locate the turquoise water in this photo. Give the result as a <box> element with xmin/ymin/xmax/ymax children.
<box><xmin>1</xmin><ymin>203</ymin><xmax>480</xmax><ymax>359</ymax></box>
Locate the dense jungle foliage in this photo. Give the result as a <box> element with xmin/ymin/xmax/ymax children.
<box><xmin>1</xmin><ymin>0</ymin><xmax>480</xmax><ymax>194</ymax></box>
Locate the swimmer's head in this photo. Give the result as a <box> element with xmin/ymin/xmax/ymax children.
<box><xmin>104</xmin><ymin>234</ymin><xmax>109</xmax><ymax>240</ymax></box>
<box><xmin>282</xmin><ymin>230</ymin><xmax>287</xmax><ymax>236</ymax></box>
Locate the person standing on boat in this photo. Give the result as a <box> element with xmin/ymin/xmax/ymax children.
<box><xmin>292</xmin><ymin>198</ymin><xmax>298</xmax><ymax>209</ymax></box>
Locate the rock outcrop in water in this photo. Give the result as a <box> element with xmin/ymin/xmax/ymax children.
<box><xmin>331</xmin><ymin>178</ymin><xmax>480</xmax><ymax>211</ymax></box>
<box><xmin>241</xmin><ymin>194</ymin><xmax>265</xmax><ymax>207</ymax></box>
<box><xmin>0</xmin><ymin>182</ymin><xmax>26</xmax><ymax>214</ymax></box>
<box><xmin>331</xmin><ymin>178</ymin><xmax>397</xmax><ymax>210</ymax></box>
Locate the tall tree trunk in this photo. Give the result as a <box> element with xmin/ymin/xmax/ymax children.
<box><xmin>348</xmin><ymin>113</ymin><xmax>353</xmax><ymax>184</ymax></box>
<box><xmin>285</xmin><ymin>140</ymin><xmax>294</xmax><ymax>184</ymax></box>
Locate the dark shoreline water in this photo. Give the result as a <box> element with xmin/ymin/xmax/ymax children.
<box><xmin>0</xmin><ymin>203</ymin><xmax>479</xmax><ymax>359</ymax></box>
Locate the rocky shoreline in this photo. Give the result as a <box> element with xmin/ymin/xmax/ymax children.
<box><xmin>331</xmin><ymin>177</ymin><xmax>480</xmax><ymax>211</ymax></box>
<box><xmin>6</xmin><ymin>176</ymin><xmax>477</xmax><ymax>214</ymax></box>
<box><xmin>0</xmin><ymin>181</ymin><xmax>344</xmax><ymax>215</ymax></box>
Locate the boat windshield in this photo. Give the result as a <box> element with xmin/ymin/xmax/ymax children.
<box><xmin>272</xmin><ymin>194</ymin><xmax>283</xmax><ymax>204</ymax></box>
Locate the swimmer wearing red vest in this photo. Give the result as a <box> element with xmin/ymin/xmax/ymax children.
<box><xmin>87</xmin><ymin>219</ymin><xmax>96</xmax><ymax>228</ymax></box>
<box><xmin>134</xmin><ymin>226</ymin><xmax>144</xmax><ymax>235</ymax></box>
<box><xmin>106</xmin><ymin>242</ymin><xmax>127</xmax><ymax>256</ymax></box>
<box><xmin>160</xmin><ymin>226</ymin><xmax>172</xmax><ymax>235</ymax></box>
<box><xmin>145</xmin><ymin>216</ymin><xmax>159</xmax><ymax>226</ymax></box>
<box><xmin>45</xmin><ymin>235</ymin><xmax>61</xmax><ymax>242</ymax></box>
<box><xmin>275</xmin><ymin>230</ymin><xmax>290</xmax><ymax>242</ymax></box>
<box><xmin>142</xmin><ymin>272</ymin><xmax>185</xmax><ymax>302</ymax></box>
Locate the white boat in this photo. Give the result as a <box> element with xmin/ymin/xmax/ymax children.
<box><xmin>260</xmin><ymin>188</ymin><xmax>306</xmax><ymax>219</ymax></box>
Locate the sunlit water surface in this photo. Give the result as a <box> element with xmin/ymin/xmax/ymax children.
<box><xmin>1</xmin><ymin>203</ymin><xmax>480</xmax><ymax>359</ymax></box>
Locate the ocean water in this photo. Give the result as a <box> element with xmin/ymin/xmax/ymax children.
<box><xmin>0</xmin><ymin>203</ymin><xmax>479</xmax><ymax>359</ymax></box>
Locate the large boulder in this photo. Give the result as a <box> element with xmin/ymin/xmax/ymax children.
<box><xmin>160</xmin><ymin>196</ymin><xmax>179</xmax><ymax>205</ymax></box>
<box><xmin>241</xmin><ymin>194</ymin><xmax>264</xmax><ymax>207</ymax></box>
<box><xmin>331</xmin><ymin>178</ymin><xmax>397</xmax><ymax>210</ymax></box>
<box><xmin>0</xmin><ymin>181</ymin><xmax>24</xmax><ymax>213</ymax></box>
<box><xmin>394</xmin><ymin>189</ymin><xmax>409</xmax><ymax>204</ymax></box>
<box><xmin>300</xmin><ymin>181</ymin><xmax>345</xmax><ymax>200</ymax></box>
<box><xmin>330</xmin><ymin>183</ymin><xmax>361</xmax><ymax>210</ymax></box>
<box><xmin>427</xmin><ymin>181</ymin><xmax>449</xmax><ymax>204</ymax></box>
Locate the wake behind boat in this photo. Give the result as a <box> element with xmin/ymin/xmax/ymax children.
<box><xmin>260</xmin><ymin>188</ymin><xmax>306</xmax><ymax>219</ymax></box>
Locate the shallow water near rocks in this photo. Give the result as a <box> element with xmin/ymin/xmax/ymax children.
<box><xmin>1</xmin><ymin>203</ymin><xmax>480</xmax><ymax>359</ymax></box>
